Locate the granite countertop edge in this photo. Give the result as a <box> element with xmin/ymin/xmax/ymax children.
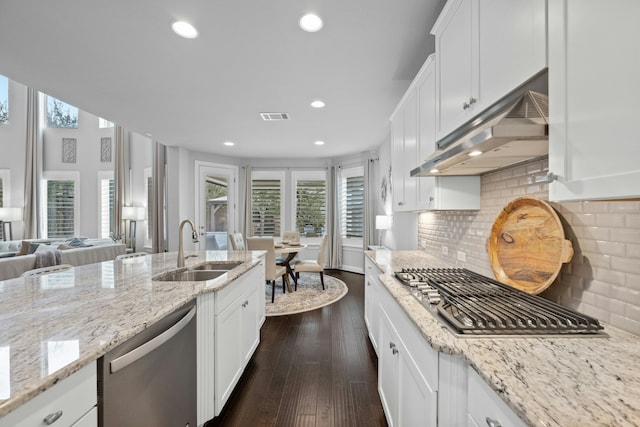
<box><xmin>365</xmin><ymin>250</ymin><xmax>640</xmax><ymax>427</ymax></box>
<box><xmin>0</xmin><ymin>250</ymin><xmax>264</xmax><ymax>418</ymax></box>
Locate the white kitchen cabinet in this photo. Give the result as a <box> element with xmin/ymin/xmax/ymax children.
<box><xmin>432</xmin><ymin>0</ymin><xmax>547</xmax><ymax>140</ymax></box>
<box><xmin>467</xmin><ymin>367</ymin><xmax>527</xmax><ymax>427</ymax></box>
<box><xmin>378</xmin><ymin>305</ymin><xmax>438</xmax><ymax>427</ymax></box>
<box><xmin>364</xmin><ymin>257</ymin><xmax>383</xmax><ymax>354</ymax></box>
<box><xmin>196</xmin><ymin>261</ymin><xmax>265</xmax><ymax>423</ymax></box>
<box><xmin>0</xmin><ymin>362</ymin><xmax>97</xmax><ymax>427</ymax></box>
<box><xmin>391</xmin><ymin>91</ymin><xmax>418</xmax><ymax>212</ymax></box>
<box><xmin>215</xmin><ymin>262</ymin><xmax>263</xmax><ymax>415</ymax></box>
<box><xmin>370</xmin><ymin>260</ymin><xmax>438</xmax><ymax>427</ymax></box>
<box><xmin>548</xmin><ymin>0</ymin><xmax>640</xmax><ymax>201</ymax></box>
<box><xmin>415</xmin><ymin>54</ymin><xmax>481</xmax><ymax>211</ymax></box>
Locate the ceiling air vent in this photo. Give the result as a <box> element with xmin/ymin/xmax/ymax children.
<box><xmin>260</xmin><ymin>112</ymin><xmax>290</xmax><ymax>121</ymax></box>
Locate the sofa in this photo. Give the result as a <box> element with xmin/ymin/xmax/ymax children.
<box><xmin>0</xmin><ymin>238</ymin><xmax>126</xmax><ymax>281</ymax></box>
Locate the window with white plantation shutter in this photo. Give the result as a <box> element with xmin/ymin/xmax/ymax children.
<box><xmin>251</xmin><ymin>175</ymin><xmax>283</xmax><ymax>237</ymax></box>
<box><xmin>145</xmin><ymin>168</ymin><xmax>153</xmax><ymax>242</ymax></box>
<box><xmin>340</xmin><ymin>166</ymin><xmax>364</xmax><ymax>239</ymax></box>
<box><xmin>292</xmin><ymin>171</ymin><xmax>326</xmax><ymax>237</ymax></box>
<box><xmin>43</xmin><ymin>173</ymin><xmax>79</xmax><ymax>238</ymax></box>
<box><xmin>99</xmin><ymin>172</ymin><xmax>114</xmax><ymax>239</ymax></box>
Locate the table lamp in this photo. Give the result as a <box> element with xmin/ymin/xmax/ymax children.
<box><xmin>0</xmin><ymin>207</ymin><xmax>22</xmax><ymax>241</ymax></box>
<box><xmin>375</xmin><ymin>215</ymin><xmax>392</xmax><ymax>246</ymax></box>
<box><xmin>122</xmin><ymin>206</ymin><xmax>145</xmax><ymax>252</ymax></box>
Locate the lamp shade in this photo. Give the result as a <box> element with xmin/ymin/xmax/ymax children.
<box><xmin>0</xmin><ymin>207</ymin><xmax>22</xmax><ymax>222</ymax></box>
<box><xmin>122</xmin><ymin>206</ymin><xmax>145</xmax><ymax>221</ymax></box>
<box><xmin>375</xmin><ymin>215</ymin><xmax>392</xmax><ymax>230</ymax></box>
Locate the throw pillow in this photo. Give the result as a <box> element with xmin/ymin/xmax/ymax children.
<box><xmin>27</xmin><ymin>242</ymin><xmax>41</xmax><ymax>254</ymax></box>
<box><xmin>19</xmin><ymin>240</ymin><xmax>30</xmax><ymax>256</ymax></box>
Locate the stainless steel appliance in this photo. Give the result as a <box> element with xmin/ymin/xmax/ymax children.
<box><xmin>395</xmin><ymin>267</ymin><xmax>605</xmax><ymax>337</ymax></box>
<box><xmin>98</xmin><ymin>301</ymin><xmax>197</xmax><ymax>426</ymax></box>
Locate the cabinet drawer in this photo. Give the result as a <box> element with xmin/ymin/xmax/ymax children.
<box><xmin>70</xmin><ymin>406</ymin><xmax>97</xmax><ymax>427</ymax></box>
<box><xmin>215</xmin><ymin>262</ymin><xmax>262</xmax><ymax>313</ymax></box>
<box><xmin>0</xmin><ymin>362</ymin><xmax>96</xmax><ymax>427</ymax></box>
<box><xmin>467</xmin><ymin>366</ymin><xmax>526</xmax><ymax>427</ymax></box>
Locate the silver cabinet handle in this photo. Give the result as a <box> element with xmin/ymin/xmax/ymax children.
<box><xmin>43</xmin><ymin>410</ymin><xmax>63</xmax><ymax>425</ymax></box>
<box><xmin>486</xmin><ymin>417</ymin><xmax>502</xmax><ymax>427</ymax></box>
<box><xmin>110</xmin><ymin>306</ymin><xmax>196</xmax><ymax>373</ymax></box>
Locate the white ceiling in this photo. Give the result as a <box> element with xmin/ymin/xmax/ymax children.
<box><xmin>0</xmin><ymin>0</ymin><xmax>445</xmax><ymax>160</ymax></box>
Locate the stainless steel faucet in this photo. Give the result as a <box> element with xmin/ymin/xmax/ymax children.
<box><xmin>177</xmin><ymin>219</ymin><xmax>199</xmax><ymax>267</ymax></box>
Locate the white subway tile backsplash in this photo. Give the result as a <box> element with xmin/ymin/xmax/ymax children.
<box><xmin>417</xmin><ymin>157</ymin><xmax>640</xmax><ymax>336</ymax></box>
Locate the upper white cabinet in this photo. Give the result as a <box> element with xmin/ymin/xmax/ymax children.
<box><xmin>432</xmin><ymin>0</ymin><xmax>547</xmax><ymax>140</ymax></box>
<box><xmin>548</xmin><ymin>0</ymin><xmax>640</xmax><ymax>201</ymax></box>
<box><xmin>391</xmin><ymin>91</ymin><xmax>418</xmax><ymax>212</ymax></box>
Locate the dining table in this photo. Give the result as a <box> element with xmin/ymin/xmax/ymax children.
<box><xmin>274</xmin><ymin>242</ymin><xmax>307</xmax><ymax>293</ymax></box>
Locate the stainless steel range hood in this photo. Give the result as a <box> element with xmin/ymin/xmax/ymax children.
<box><xmin>411</xmin><ymin>71</ymin><xmax>549</xmax><ymax>177</ymax></box>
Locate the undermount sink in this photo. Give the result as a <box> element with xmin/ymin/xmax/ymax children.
<box><xmin>154</xmin><ymin>269</ymin><xmax>228</xmax><ymax>282</ymax></box>
<box><xmin>190</xmin><ymin>261</ymin><xmax>243</xmax><ymax>271</ymax></box>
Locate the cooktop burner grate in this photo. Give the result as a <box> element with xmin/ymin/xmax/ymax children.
<box><xmin>395</xmin><ymin>267</ymin><xmax>604</xmax><ymax>336</ymax></box>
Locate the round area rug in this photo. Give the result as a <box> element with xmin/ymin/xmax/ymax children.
<box><xmin>265</xmin><ymin>272</ymin><xmax>348</xmax><ymax>316</ymax></box>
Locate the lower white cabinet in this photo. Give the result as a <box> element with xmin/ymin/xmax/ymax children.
<box><xmin>197</xmin><ymin>261</ymin><xmax>265</xmax><ymax>424</ymax></box>
<box><xmin>378</xmin><ymin>306</ymin><xmax>438</xmax><ymax>427</ymax></box>
<box><xmin>467</xmin><ymin>367</ymin><xmax>526</xmax><ymax>427</ymax></box>
<box><xmin>0</xmin><ymin>362</ymin><xmax>97</xmax><ymax>427</ymax></box>
<box><xmin>364</xmin><ymin>258</ymin><xmax>383</xmax><ymax>354</ymax></box>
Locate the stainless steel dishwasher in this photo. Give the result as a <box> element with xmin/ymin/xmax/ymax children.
<box><xmin>98</xmin><ymin>301</ymin><xmax>197</xmax><ymax>427</ymax></box>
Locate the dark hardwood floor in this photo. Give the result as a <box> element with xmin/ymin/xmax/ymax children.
<box><xmin>205</xmin><ymin>270</ymin><xmax>388</xmax><ymax>427</ymax></box>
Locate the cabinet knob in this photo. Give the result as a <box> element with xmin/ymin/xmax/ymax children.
<box><xmin>389</xmin><ymin>342</ymin><xmax>396</xmax><ymax>349</ymax></box>
<box><xmin>546</xmin><ymin>172</ymin><xmax>559</xmax><ymax>182</ymax></box>
<box><xmin>463</xmin><ymin>101</ymin><xmax>470</xmax><ymax>110</ymax></box>
<box><xmin>469</xmin><ymin>97</ymin><xmax>477</xmax><ymax>105</ymax></box>
<box><xmin>242</xmin><ymin>301</ymin><xmax>249</xmax><ymax>308</ymax></box>
<box><xmin>486</xmin><ymin>417</ymin><xmax>502</xmax><ymax>427</ymax></box>
<box><xmin>398</xmin><ymin>201</ymin><xmax>404</xmax><ymax>206</ymax></box>
<box><xmin>392</xmin><ymin>348</ymin><xmax>399</xmax><ymax>355</ymax></box>
<box><xmin>43</xmin><ymin>410</ymin><xmax>63</xmax><ymax>425</ymax></box>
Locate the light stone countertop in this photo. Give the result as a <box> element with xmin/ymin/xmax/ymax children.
<box><xmin>0</xmin><ymin>250</ymin><xmax>263</xmax><ymax>418</ymax></box>
<box><xmin>366</xmin><ymin>249</ymin><xmax>640</xmax><ymax>427</ymax></box>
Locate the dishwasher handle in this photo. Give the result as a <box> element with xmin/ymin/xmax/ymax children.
<box><xmin>110</xmin><ymin>306</ymin><xmax>196</xmax><ymax>373</ymax></box>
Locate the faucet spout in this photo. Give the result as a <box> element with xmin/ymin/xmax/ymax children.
<box><xmin>177</xmin><ymin>219</ymin><xmax>199</xmax><ymax>268</ymax></box>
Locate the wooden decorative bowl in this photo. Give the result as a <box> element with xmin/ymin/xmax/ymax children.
<box><xmin>486</xmin><ymin>196</ymin><xmax>573</xmax><ymax>294</ymax></box>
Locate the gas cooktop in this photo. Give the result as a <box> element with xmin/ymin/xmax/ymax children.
<box><xmin>395</xmin><ymin>267</ymin><xmax>605</xmax><ymax>337</ymax></box>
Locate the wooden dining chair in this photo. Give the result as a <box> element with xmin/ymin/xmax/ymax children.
<box><xmin>228</xmin><ymin>232</ymin><xmax>245</xmax><ymax>251</ymax></box>
<box><xmin>282</xmin><ymin>230</ymin><xmax>300</xmax><ymax>243</ymax></box>
<box><xmin>247</xmin><ymin>237</ymin><xmax>289</xmax><ymax>303</ymax></box>
<box><xmin>293</xmin><ymin>233</ymin><xmax>329</xmax><ymax>290</ymax></box>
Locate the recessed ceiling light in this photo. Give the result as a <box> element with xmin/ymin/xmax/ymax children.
<box><xmin>469</xmin><ymin>150</ymin><xmax>482</xmax><ymax>157</ymax></box>
<box><xmin>299</xmin><ymin>14</ymin><xmax>323</xmax><ymax>32</ymax></box>
<box><xmin>223</xmin><ymin>141</ymin><xmax>235</xmax><ymax>146</ymax></box>
<box><xmin>311</xmin><ymin>100</ymin><xmax>325</xmax><ymax>108</ymax></box>
<box><xmin>314</xmin><ymin>141</ymin><xmax>325</xmax><ymax>146</ymax></box>
<box><xmin>429</xmin><ymin>168</ymin><xmax>439</xmax><ymax>174</ymax></box>
<box><xmin>172</xmin><ymin>21</ymin><xmax>198</xmax><ymax>39</ymax></box>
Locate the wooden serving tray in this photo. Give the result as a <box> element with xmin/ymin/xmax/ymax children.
<box><xmin>486</xmin><ymin>196</ymin><xmax>573</xmax><ymax>294</ymax></box>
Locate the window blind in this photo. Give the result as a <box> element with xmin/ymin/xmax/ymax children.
<box><xmin>342</xmin><ymin>175</ymin><xmax>364</xmax><ymax>238</ymax></box>
<box><xmin>100</xmin><ymin>178</ymin><xmax>114</xmax><ymax>238</ymax></box>
<box><xmin>251</xmin><ymin>179</ymin><xmax>281</xmax><ymax>237</ymax></box>
<box><xmin>46</xmin><ymin>179</ymin><xmax>75</xmax><ymax>238</ymax></box>
<box><xmin>296</xmin><ymin>179</ymin><xmax>326</xmax><ymax>236</ymax></box>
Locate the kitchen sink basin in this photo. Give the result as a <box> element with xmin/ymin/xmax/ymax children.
<box><xmin>190</xmin><ymin>261</ymin><xmax>243</xmax><ymax>271</ymax></box>
<box><xmin>154</xmin><ymin>269</ymin><xmax>228</xmax><ymax>282</ymax></box>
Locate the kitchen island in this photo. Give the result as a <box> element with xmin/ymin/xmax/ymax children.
<box><xmin>366</xmin><ymin>250</ymin><xmax>640</xmax><ymax>426</ymax></box>
<box><xmin>0</xmin><ymin>250</ymin><xmax>264</xmax><ymax>421</ymax></box>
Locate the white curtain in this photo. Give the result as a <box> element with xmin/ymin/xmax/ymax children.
<box><xmin>327</xmin><ymin>166</ymin><xmax>342</xmax><ymax>268</ymax></box>
<box><xmin>240</xmin><ymin>165</ymin><xmax>252</xmax><ymax>238</ymax></box>
<box><xmin>363</xmin><ymin>156</ymin><xmax>378</xmax><ymax>249</ymax></box>
<box><xmin>23</xmin><ymin>88</ymin><xmax>42</xmax><ymax>239</ymax></box>
<box><xmin>113</xmin><ymin>125</ymin><xmax>129</xmax><ymax>243</ymax></box>
<box><xmin>152</xmin><ymin>141</ymin><xmax>166</xmax><ymax>253</ymax></box>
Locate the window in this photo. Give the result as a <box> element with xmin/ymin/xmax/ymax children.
<box><xmin>0</xmin><ymin>75</ymin><xmax>8</xmax><ymax>125</ymax></box>
<box><xmin>292</xmin><ymin>171</ymin><xmax>326</xmax><ymax>237</ymax></box>
<box><xmin>145</xmin><ymin>168</ymin><xmax>153</xmax><ymax>243</ymax></box>
<box><xmin>340</xmin><ymin>166</ymin><xmax>364</xmax><ymax>239</ymax></box>
<box><xmin>0</xmin><ymin>170</ymin><xmax>9</xmax><ymax>208</ymax></box>
<box><xmin>42</xmin><ymin>172</ymin><xmax>79</xmax><ymax>238</ymax></box>
<box><xmin>251</xmin><ymin>171</ymin><xmax>284</xmax><ymax>237</ymax></box>
<box><xmin>98</xmin><ymin>117</ymin><xmax>114</xmax><ymax>128</ymax></box>
<box><xmin>98</xmin><ymin>171</ymin><xmax>114</xmax><ymax>239</ymax></box>
<box><xmin>46</xmin><ymin>96</ymin><xmax>78</xmax><ymax>128</ymax></box>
